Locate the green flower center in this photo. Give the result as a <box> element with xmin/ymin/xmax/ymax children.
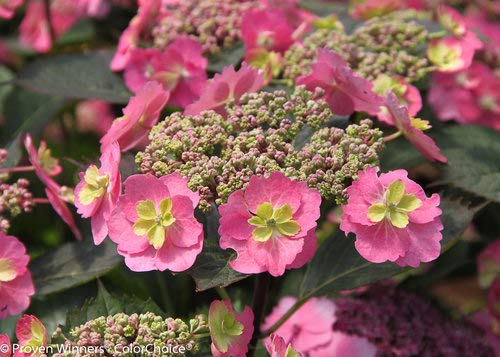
<box><xmin>248</xmin><ymin>202</ymin><xmax>301</xmax><ymax>242</ymax></box>
<box><xmin>38</xmin><ymin>146</ymin><xmax>59</xmax><ymax>174</ymax></box>
<box><xmin>367</xmin><ymin>180</ymin><xmax>422</xmax><ymax>228</ymax></box>
<box><xmin>209</xmin><ymin>303</ymin><xmax>244</xmax><ymax>353</ymax></box>
<box><xmin>78</xmin><ymin>165</ymin><xmax>110</xmax><ymax>205</ymax></box>
<box><xmin>133</xmin><ymin>198</ymin><xmax>176</xmax><ymax>249</ymax></box>
<box><xmin>428</xmin><ymin>43</ymin><xmax>461</xmax><ymax>70</ymax></box>
<box><xmin>0</xmin><ymin>258</ymin><xmax>16</xmax><ymax>282</ymax></box>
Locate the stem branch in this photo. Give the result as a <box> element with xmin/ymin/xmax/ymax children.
<box><xmin>0</xmin><ymin>166</ymin><xmax>35</xmax><ymax>174</ymax></box>
<box><xmin>248</xmin><ymin>273</ymin><xmax>271</xmax><ymax>357</ymax></box>
<box><xmin>259</xmin><ymin>297</ymin><xmax>308</xmax><ymax>338</ymax></box>
<box><xmin>383</xmin><ymin>131</ymin><xmax>403</xmax><ymax>142</ymax></box>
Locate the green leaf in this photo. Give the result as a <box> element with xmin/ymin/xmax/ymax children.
<box><xmin>189</xmin><ymin>237</ymin><xmax>247</xmax><ymax>291</ymax></box>
<box><xmin>30</xmin><ymin>239</ymin><xmax>123</xmax><ymax>296</ymax></box>
<box><xmin>438</xmin><ymin>125</ymin><xmax>500</xmax><ymax>203</ymax></box>
<box><xmin>207</xmin><ymin>43</ymin><xmax>245</xmax><ymax>73</ymax></box>
<box><xmin>56</xmin><ymin>20</ymin><xmax>96</xmax><ymax>47</ymax></box>
<box><xmin>0</xmin><ymin>134</ymin><xmax>22</xmax><ymax>168</ymax></box>
<box><xmin>0</xmin><ymin>65</ymin><xmax>14</xmax><ymax>116</ymax></box>
<box><xmin>380</xmin><ymin>136</ymin><xmax>426</xmax><ymax>171</ymax></box>
<box><xmin>438</xmin><ymin>188</ymin><xmax>488</xmax><ymax>248</ymax></box>
<box><xmin>188</xmin><ymin>207</ymin><xmax>247</xmax><ymax>291</ymax></box>
<box><xmin>3</xmin><ymin>87</ymin><xmax>67</xmax><ymax>140</ymax></box>
<box><xmin>16</xmin><ymin>51</ymin><xmax>131</xmax><ymax>104</ymax></box>
<box><xmin>65</xmin><ymin>282</ymin><xmax>163</xmax><ymax>331</ymax></box>
<box><xmin>299</xmin><ymin>230</ymin><xmax>403</xmax><ymax>298</ymax></box>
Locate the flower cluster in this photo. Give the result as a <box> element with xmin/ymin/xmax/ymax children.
<box><xmin>55</xmin><ymin>312</ymin><xmax>208</xmax><ymax>356</ymax></box>
<box><xmin>333</xmin><ymin>285</ymin><xmax>493</xmax><ymax>356</ymax></box>
<box><xmin>151</xmin><ymin>0</ymin><xmax>262</xmax><ymax>55</ymax></box>
<box><xmin>0</xmin><ymin>178</ymin><xmax>34</xmax><ymax>232</ymax></box>
<box><xmin>137</xmin><ymin>86</ymin><xmax>383</xmax><ymax>211</ymax></box>
<box><xmin>282</xmin><ymin>14</ymin><xmax>433</xmax><ymax>83</ymax></box>
<box><xmin>429</xmin><ymin>61</ymin><xmax>500</xmax><ymax>130</ymax></box>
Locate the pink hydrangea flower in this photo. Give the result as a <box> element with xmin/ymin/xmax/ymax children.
<box><xmin>0</xmin><ymin>233</ymin><xmax>35</xmax><ymax>319</ymax></box>
<box><xmin>75</xmin><ymin>100</ymin><xmax>114</xmax><ymax>136</ymax></box>
<box><xmin>0</xmin><ymin>335</ymin><xmax>10</xmax><ymax>357</ymax></box>
<box><xmin>427</xmin><ymin>62</ymin><xmax>500</xmax><ymax>129</ymax></box>
<box><xmin>15</xmin><ymin>315</ymin><xmax>48</xmax><ymax>356</ymax></box>
<box><xmin>218</xmin><ymin>171</ymin><xmax>321</xmax><ymax>277</ymax></box>
<box><xmin>385</xmin><ymin>91</ymin><xmax>447</xmax><ymax>163</ymax></box>
<box><xmin>427</xmin><ymin>33</ymin><xmax>482</xmax><ymax>73</ymax></box>
<box><xmin>209</xmin><ymin>300</ymin><xmax>254</xmax><ymax>357</ymax></box>
<box><xmin>477</xmin><ymin>239</ymin><xmax>500</xmax><ymax>289</ymax></box>
<box><xmin>262</xmin><ymin>296</ymin><xmax>377</xmax><ymax>356</ymax></box>
<box><xmin>372</xmin><ymin>74</ymin><xmax>422</xmax><ymax>126</ymax></box>
<box><xmin>259</xmin><ymin>0</ymin><xmax>316</xmax><ymax>29</ymax></box>
<box><xmin>297</xmin><ymin>48</ymin><xmax>383</xmax><ymax>116</ymax></box>
<box><xmin>124</xmin><ymin>37</ymin><xmax>207</xmax><ymax>108</ymax></box>
<box><xmin>24</xmin><ymin>134</ymin><xmax>82</xmax><ymax>240</ymax></box>
<box><xmin>75</xmin><ymin>142</ymin><xmax>121</xmax><ymax>245</ymax></box>
<box><xmin>0</xmin><ymin>0</ymin><xmax>23</xmax><ymax>19</ymax></box>
<box><xmin>265</xmin><ymin>334</ymin><xmax>303</xmax><ymax>357</ymax></box>
<box><xmin>108</xmin><ymin>173</ymin><xmax>203</xmax><ymax>272</ymax></box>
<box><xmin>351</xmin><ymin>0</ymin><xmax>401</xmax><ymax>19</ymax></box>
<box><xmin>241</xmin><ymin>8</ymin><xmax>294</xmax><ymax>54</ymax></box>
<box><xmin>111</xmin><ymin>0</ymin><xmax>161</xmax><ymax>71</ymax></box>
<box><xmin>100</xmin><ymin>81</ymin><xmax>169</xmax><ymax>152</ymax></box>
<box><xmin>184</xmin><ymin>63</ymin><xmax>264</xmax><ymax>117</ymax></box>
<box><xmin>19</xmin><ymin>0</ymin><xmax>81</xmax><ymax>53</ymax></box>
<box><xmin>340</xmin><ymin>166</ymin><xmax>443</xmax><ymax>267</ymax></box>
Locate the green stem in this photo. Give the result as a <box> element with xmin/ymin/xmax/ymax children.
<box><xmin>428</xmin><ymin>30</ymin><xmax>447</xmax><ymax>40</ymax></box>
<box><xmin>193</xmin><ymin>333</ymin><xmax>211</xmax><ymax>339</ymax></box>
<box><xmin>215</xmin><ymin>287</ymin><xmax>230</xmax><ymax>300</ymax></box>
<box><xmin>259</xmin><ymin>297</ymin><xmax>309</xmax><ymax>338</ymax></box>
<box><xmin>383</xmin><ymin>131</ymin><xmax>403</xmax><ymax>142</ymax></box>
<box><xmin>248</xmin><ymin>274</ymin><xmax>271</xmax><ymax>357</ymax></box>
<box><xmin>156</xmin><ymin>272</ymin><xmax>173</xmax><ymax>312</ymax></box>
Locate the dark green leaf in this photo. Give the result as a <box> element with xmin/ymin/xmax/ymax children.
<box><xmin>207</xmin><ymin>43</ymin><xmax>245</xmax><ymax>73</ymax></box>
<box><xmin>189</xmin><ymin>237</ymin><xmax>247</xmax><ymax>291</ymax></box>
<box><xmin>0</xmin><ymin>65</ymin><xmax>14</xmax><ymax>116</ymax></box>
<box><xmin>3</xmin><ymin>87</ymin><xmax>67</xmax><ymax>140</ymax></box>
<box><xmin>65</xmin><ymin>282</ymin><xmax>163</xmax><ymax>331</ymax></box>
<box><xmin>188</xmin><ymin>207</ymin><xmax>247</xmax><ymax>291</ymax></box>
<box><xmin>438</xmin><ymin>125</ymin><xmax>500</xmax><ymax>203</ymax></box>
<box><xmin>56</xmin><ymin>20</ymin><xmax>96</xmax><ymax>47</ymax></box>
<box><xmin>299</xmin><ymin>230</ymin><xmax>403</xmax><ymax>298</ymax></box>
<box><xmin>380</xmin><ymin>136</ymin><xmax>426</xmax><ymax>171</ymax></box>
<box><xmin>0</xmin><ymin>134</ymin><xmax>22</xmax><ymax>168</ymax></box>
<box><xmin>439</xmin><ymin>189</ymin><xmax>488</xmax><ymax>248</ymax></box>
<box><xmin>16</xmin><ymin>51</ymin><xmax>131</xmax><ymax>103</ymax></box>
<box><xmin>30</xmin><ymin>239</ymin><xmax>123</xmax><ymax>296</ymax></box>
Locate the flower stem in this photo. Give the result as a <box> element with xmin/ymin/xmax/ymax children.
<box><xmin>192</xmin><ymin>333</ymin><xmax>211</xmax><ymax>339</ymax></box>
<box><xmin>33</xmin><ymin>198</ymin><xmax>51</xmax><ymax>204</ymax></box>
<box><xmin>215</xmin><ymin>287</ymin><xmax>230</xmax><ymax>301</ymax></box>
<box><xmin>248</xmin><ymin>273</ymin><xmax>271</xmax><ymax>357</ymax></box>
<box><xmin>383</xmin><ymin>131</ymin><xmax>403</xmax><ymax>142</ymax></box>
<box><xmin>259</xmin><ymin>297</ymin><xmax>308</xmax><ymax>338</ymax></box>
<box><xmin>428</xmin><ymin>30</ymin><xmax>447</xmax><ymax>40</ymax></box>
<box><xmin>0</xmin><ymin>166</ymin><xmax>35</xmax><ymax>174</ymax></box>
